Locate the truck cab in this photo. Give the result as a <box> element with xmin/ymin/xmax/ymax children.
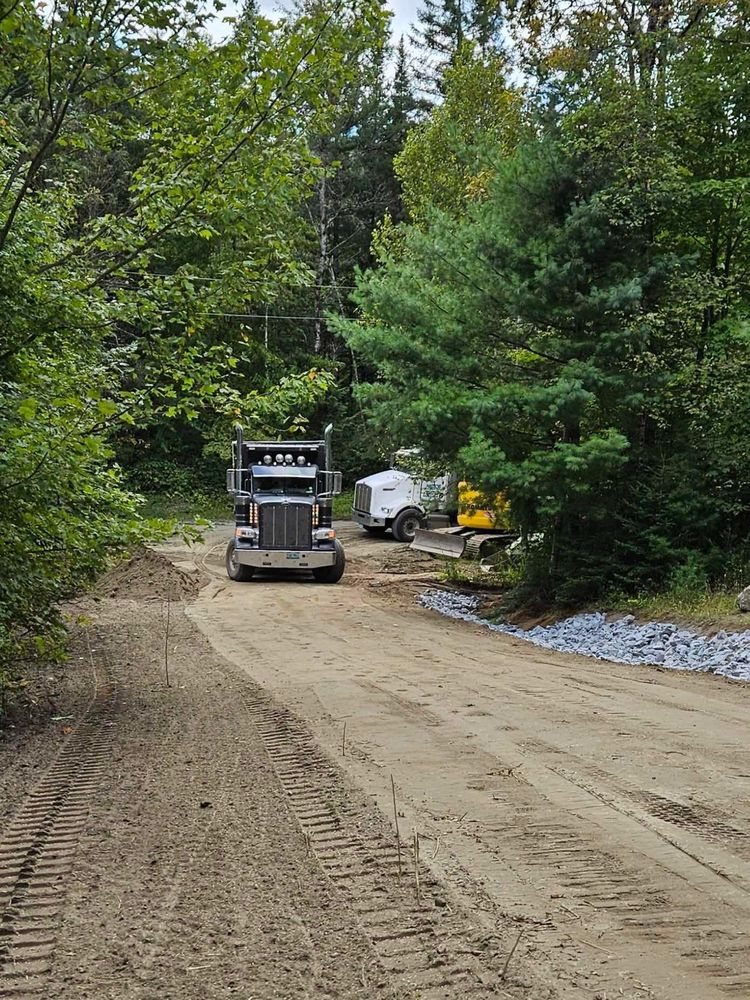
<box><xmin>351</xmin><ymin>451</ymin><xmax>451</xmax><ymax>542</ymax></box>
<box><xmin>225</xmin><ymin>423</ymin><xmax>345</xmax><ymax>583</ymax></box>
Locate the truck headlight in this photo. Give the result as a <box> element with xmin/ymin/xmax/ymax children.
<box><xmin>380</xmin><ymin>506</ymin><xmax>391</xmax><ymax>514</ymax></box>
<box><xmin>235</xmin><ymin>526</ymin><xmax>258</xmax><ymax>540</ymax></box>
<box><xmin>315</xmin><ymin>528</ymin><xmax>335</xmax><ymax>541</ymax></box>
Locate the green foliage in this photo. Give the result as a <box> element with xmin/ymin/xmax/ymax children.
<box><xmin>395</xmin><ymin>47</ymin><xmax>524</xmax><ymax>220</ymax></box>
<box><xmin>332</xmin><ymin>490</ymin><xmax>354</xmax><ymax>520</ymax></box>
<box><xmin>340</xmin><ymin>4</ymin><xmax>750</xmax><ymax>605</ymax></box>
<box><xmin>411</xmin><ymin>0</ymin><xmax>504</xmax><ymax>93</ymax></box>
<box><xmin>608</xmin><ymin>548</ymin><xmax>750</xmax><ymax>624</ymax></box>
<box><xmin>0</xmin><ymin>0</ymin><xmax>385</xmax><ymax>700</ymax></box>
<box><xmin>0</xmin><ymin>363</ymin><xmax>151</xmax><ymax>672</ymax></box>
<box><xmin>140</xmin><ymin>491</ymin><xmax>232</xmax><ymax>524</ymax></box>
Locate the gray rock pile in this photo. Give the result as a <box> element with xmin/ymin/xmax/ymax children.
<box><xmin>419</xmin><ymin>590</ymin><xmax>750</xmax><ymax>682</ymax></box>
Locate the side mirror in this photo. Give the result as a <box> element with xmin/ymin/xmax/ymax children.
<box><xmin>318</xmin><ymin>470</ymin><xmax>343</xmax><ymax>497</ymax></box>
<box><xmin>226</xmin><ymin>468</ymin><xmax>236</xmax><ymax>493</ymax></box>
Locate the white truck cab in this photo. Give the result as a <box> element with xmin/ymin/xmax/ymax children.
<box><xmin>351</xmin><ymin>451</ymin><xmax>451</xmax><ymax>542</ymax></box>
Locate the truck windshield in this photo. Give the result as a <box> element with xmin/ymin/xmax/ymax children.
<box><xmin>253</xmin><ymin>476</ymin><xmax>315</xmax><ymax>496</ymax></box>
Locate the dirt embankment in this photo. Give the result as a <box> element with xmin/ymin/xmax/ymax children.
<box><xmin>93</xmin><ymin>545</ymin><xmax>202</xmax><ymax>600</ymax></box>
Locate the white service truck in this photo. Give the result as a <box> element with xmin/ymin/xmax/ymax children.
<box><xmin>351</xmin><ymin>451</ymin><xmax>452</xmax><ymax>542</ymax></box>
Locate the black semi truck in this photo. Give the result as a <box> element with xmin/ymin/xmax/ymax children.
<box><xmin>225</xmin><ymin>423</ymin><xmax>345</xmax><ymax>583</ymax></box>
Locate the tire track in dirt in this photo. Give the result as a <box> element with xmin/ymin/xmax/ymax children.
<box><xmin>0</xmin><ymin>637</ymin><xmax>116</xmax><ymax>998</ymax></box>
<box><xmin>169</xmin><ymin>524</ymin><xmax>750</xmax><ymax>999</ymax></box>
<box><xmin>481</xmin><ymin>738</ymin><xmax>750</xmax><ymax>996</ymax></box>
<box><xmin>517</xmin><ymin>737</ymin><xmax>750</xmax><ymax>871</ymax></box>
<box><xmin>42</xmin><ymin>600</ymin><xmax>399</xmax><ymax>1000</ymax></box>
<box><xmin>240</xmin><ymin>688</ymin><xmax>510</xmax><ymax>999</ymax></box>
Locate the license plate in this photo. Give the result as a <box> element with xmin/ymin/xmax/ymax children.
<box><xmin>286</xmin><ymin>552</ymin><xmax>301</xmax><ymax>560</ymax></box>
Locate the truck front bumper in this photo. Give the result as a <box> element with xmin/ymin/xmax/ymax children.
<box><xmin>235</xmin><ymin>547</ymin><xmax>336</xmax><ymax>569</ymax></box>
<box><xmin>351</xmin><ymin>508</ymin><xmax>386</xmax><ymax>528</ymax></box>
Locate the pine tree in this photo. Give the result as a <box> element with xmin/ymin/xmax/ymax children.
<box><xmin>385</xmin><ymin>37</ymin><xmax>421</xmax><ymax>218</ymax></box>
<box><xmin>337</xmin><ymin>140</ymin><xmax>685</xmax><ymax>600</ymax></box>
<box><xmin>410</xmin><ymin>0</ymin><xmax>503</xmax><ymax>94</ymax></box>
<box><xmin>471</xmin><ymin>0</ymin><xmax>503</xmax><ymax>54</ymax></box>
<box><xmin>392</xmin><ymin>36</ymin><xmax>419</xmax><ymax>132</ymax></box>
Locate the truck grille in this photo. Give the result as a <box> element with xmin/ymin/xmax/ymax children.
<box><xmin>354</xmin><ymin>482</ymin><xmax>372</xmax><ymax>512</ymax></box>
<box><xmin>259</xmin><ymin>503</ymin><xmax>312</xmax><ymax>550</ymax></box>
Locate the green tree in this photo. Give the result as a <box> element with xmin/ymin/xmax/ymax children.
<box><xmin>394</xmin><ymin>46</ymin><xmax>524</xmax><ymax>221</ymax></box>
<box><xmin>411</xmin><ymin>0</ymin><xmax>505</xmax><ymax>93</ymax></box>
<box><xmin>0</xmin><ymin>0</ymin><xmax>385</xmax><ymax>691</ymax></box>
<box><xmin>338</xmin><ymin>143</ymin><xmax>671</xmax><ymax>597</ymax></box>
<box><xmin>339</xmin><ymin>1</ymin><xmax>750</xmax><ymax>602</ymax></box>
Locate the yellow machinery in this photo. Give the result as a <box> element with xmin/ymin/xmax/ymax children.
<box><xmin>457</xmin><ymin>482</ymin><xmax>511</xmax><ymax>530</ymax></box>
<box><xmin>412</xmin><ymin>481</ymin><xmax>516</xmax><ymax>559</ymax></box>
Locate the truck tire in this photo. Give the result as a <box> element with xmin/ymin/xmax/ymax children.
<box><xmin>391</xmin><ymin>508</ymin><xmax>423</xmax><ymax>543</ymax></box>
<box><xmin>362</xmin><ymin>525</ymin><xmax>386</xmax><ymax>535</ymax></box>
<box><xmin>313</xmin><ymin>540</ymin><xmax>346</xmax><ymax>583</ymax></box>
<box><xmin>226</xmin><ymin>539</ymin><xmax>255</xmax><ymax>582</ymax></box>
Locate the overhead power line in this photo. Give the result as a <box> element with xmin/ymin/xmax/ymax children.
<box><xmin>204</xmin><ymin>311</ymin><xmax>337</xmax><ymax>321</ymax></box>
<box><xmin>120</xmin><ymin>270</ymin><xmax>358</xmax><ymax>290</ymax></box>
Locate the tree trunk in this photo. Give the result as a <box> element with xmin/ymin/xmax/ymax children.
<box><xmin>313</xmin><ymin>171</ymin><xmax>329</xmax><ymax>355</ymax></box>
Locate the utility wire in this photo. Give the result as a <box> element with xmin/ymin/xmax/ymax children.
<box><xmin>204</xmin><ymin>311</ymin><xmax>332</xmax><ymax>320</ymax></box>
<box><xmin>119</xmin><ymin>270</ymin><xmax>358</xmax><ymax>289</ymax></box>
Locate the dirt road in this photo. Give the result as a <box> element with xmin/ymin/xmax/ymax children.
<box><xmin>170</xmin><ymin>522</ymin><xmax>750</xmax><ymax>1000</ymax></box>
<box><xmin>2</xmin><ymin>523</ymin><xmax>749</xmax><ymax>999</ymax></box>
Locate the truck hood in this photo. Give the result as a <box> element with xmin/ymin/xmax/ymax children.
<box><xmin>357</xmin><ymin>470</ymin><xmax>409</xmax><ymax>490</ymax></box>
<box><xmin>254</xmin><ymin>494</ymin><xmax>315</xmax><ymax>505</ymax></box>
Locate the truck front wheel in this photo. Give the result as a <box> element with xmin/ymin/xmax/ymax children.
<box><xmin>391</xmin><ymin>508</ymin><xmax>423</xmax><ymax>543</ymax></box>
<box><xmin>313</xmin><ymin>540</ymin><xmax>346</xmax><ymax>583</ymax></box>
<box><xmin>226</xmin><ymin>539</ymin><xmax>255</xmax><ymax>582</ymax></box>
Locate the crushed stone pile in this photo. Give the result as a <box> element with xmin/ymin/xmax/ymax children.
<box><xmin>95</xmin><ymin>547</ymin><xmax>200</xmax><ymax>601</ymax></box>
<box><xmin>419</xmin><ymin>590</ymin><xmax>750</xmax><ymax>683</ymax></box>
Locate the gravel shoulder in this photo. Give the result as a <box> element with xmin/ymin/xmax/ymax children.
<box><xmin>420</xmin><ymin>590</ymin><xmax>750</xmax><ymax>682</ymax></box>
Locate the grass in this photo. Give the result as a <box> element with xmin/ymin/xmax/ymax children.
<box><xmin>607</xmin><ymin>586</ymin><xmax>742</xmax><ymax>624</ymax></box>
<box><xmin>332</xmin><ymin>489</ymin><xmax>353</xmax><ymax>520</ymax></box>
<box><xmin>140</xmin><ymin>491</ymin><xmax>233</xmax><ymax>524</ymax></box>
<box><xmin>142</xmin><ymin>489</ymin><xmax>354</xmax><ymax>525</ymax></box>
<box><xmin>439</xmin><ymin>549</ymin><xmax>526</xmax><ymax>591</ymax></box>
<box><xmin>438</xmin><ymin>552</ymin><xmax>747</xmax><ymax>628</ymax></box>
<box><xmin>439</xmin><ymin>559</ymin><xmax>496</xmax><ymax>588</ymax></box>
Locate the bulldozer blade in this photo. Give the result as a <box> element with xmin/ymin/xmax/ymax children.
<box><xmin>411</xmin><ymin>528</ymin><xmax>468</xmax><ymax>559</ymax></box>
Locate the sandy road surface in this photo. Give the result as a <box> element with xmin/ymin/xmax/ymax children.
<box><xmin>165</xmin><ymin>521</ymin><xmax>750</xmax><ymax>1000</ymax></box>
<box><xmin>3</xmin><ymin>525</ymin><xmax>749</xmax><ymax>999</ymax></box>
<box><xmin>1</xmin><ymin>540</ymin><xmax>551</xmax><ymax>999</ymax></box>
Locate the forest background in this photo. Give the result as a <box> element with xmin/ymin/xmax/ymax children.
<box><xmin>2</xmin><ymin>0</ymin><xmax>750</xmax><ymax>682</ymax></box>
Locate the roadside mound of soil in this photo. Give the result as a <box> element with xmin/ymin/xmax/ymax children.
<box><xmin>94</xmin><ymin>546</ymin><xmax>201</xmax><ymax>600</ymax></box>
